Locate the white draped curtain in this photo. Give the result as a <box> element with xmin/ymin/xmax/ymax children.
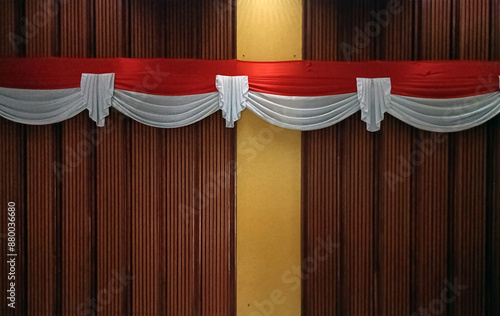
<box><xmin>0</xmin><ymin>73</ymin><xmax>499</xmax><ymax>132</ymax></box>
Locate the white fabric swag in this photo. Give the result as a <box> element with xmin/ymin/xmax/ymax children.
<box><xmin>357</xmin><ymin>78</ymin><xmax>391</xmax><ymax>132</ymax></box>
<box><xmin>112</xmin><ymin>89</ymin><xmax>219</xmax><ymax>128</ymax></box>
<box><xmin>216</xmin><ymin>75</ymin><xmax>249</xmax><ymax>127</ymax></box>
<box><xmin>82</xmin><ymin>73</ymin><xmax>115</xmax><ymax>127</ymax></box>
<box><xmin>0</xmin><ymin>73</ymin><xmax>114</xmax><ymax>127</ymax></box>
<box><xmin>0</xmin><ymin>74</ymin><xmax>499</xmax><ymax>132</ymax></box>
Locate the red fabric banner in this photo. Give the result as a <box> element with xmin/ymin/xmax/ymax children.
<box><xmin>0</xmin><ymin>58</ymin><xmax>498</xmax><ymax>98</ymax></box>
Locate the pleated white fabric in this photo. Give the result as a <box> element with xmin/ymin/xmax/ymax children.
<box><xmin>112</xmin><ymin>89</ymin><xmax>219</xmax><ymax>128</ymax></box>
<box><xmin>247</xmin><ymin>91</ymin><xmax>359</xmax><ymax>130</ymax></box>
<box><xmin>81</xmin><ymin>73</ymin><xmax>115</xmax><ymax>127</ymax></box>
<box><xmin>0</xmin><ymin>74</ymin><xmax>498</xmax><ymax>133</ymax></box>
<box><xmin>389</xmin><ymin>92</ymin><xmax>500</xmax><ymax>132</ymax></box>
<box><xmin>216</xmin><ymin>75</ymin><xmax>249</xmax><ymax>127</ymax></box>
<box><xmin>357</xmin><ymin>78</ymin><xmax>391</xmax><ymax>132</ymax></box>
<box><xmin>0</xmin><ymin>87</ymin><xmax>85</xmax><ymax>125</ymax></box>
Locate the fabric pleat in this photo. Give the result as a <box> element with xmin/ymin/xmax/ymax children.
<box><xmin>112</xmin><ymin>89</ymin><xmax>219</xmax><ymax>128</ymax></box>
<box><xmin>0</xmin><ymin>73</ymin><xmax>498</xmax><ymax>133</ymax></box>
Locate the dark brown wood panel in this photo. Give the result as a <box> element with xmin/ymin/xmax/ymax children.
<box><xmin>61</xmin><ymin>115</ymin><xmax>94</xmax><ymax>315</ymax></box>
<box><xmin>488</xmin><ymin>116</ymin><xmax>500</xmax><ymax>315</ymax></box>
<box><xmin>303</xmin><ymin>1</ymin><xmax>500</xmax><ymax>315</ymax></box>
<box><xmin>130</xmin><ymin>122</ymin><xmax>162</xmax><ymax>315</ymax></box>
<box><xmin>26</xmin><ymin>125</ymin><xmax>58</xmax><ymax>315</ymax></box>
<box><xmin>161</xmin><ymin>124</ymin><xmax>198</xmax><ymax>315</ymax></box>
<box><xmin>341</xmin><ymin>115</ymin><xmax>375</xmax><ymax>315</ymax></box>
<box><xmin>302</xmin><ymin>126</ymin><xmax>343</xmax><ymax>316</ymax></box>
<box><xmin>456</xmin><ymin>0</ymin><xmax>490</xmax><ymax>60</ymax></box>
<box><xmin>0</xmin><ymin>120</ymin><xmax>26</xmax><ymax>316</ymax></box>
<box><xmin>24</xmin><ymin>0</ymin><xmax>58</xmax><ymax>57</ymax></box>
<box><xmin>493</xmin><ymin>0</ymin><xmax>500</xmax><ymax>60</ymax></box>
<box><xmin>0</xmin><ymin>0</ymin><xmax>17</xmax><ymax>57</ymax></box>
<box><xmin>199</xmin><ymin>114</ymin><xmax>236</xmax><ymax>316</ymax></box>
<box><xmin>419</xmin><ymin>0</ymin><xmax>453</xmax><ymax>60</ymax></box>
<box><xmin>0</xmin><ymin>1</ymin><xmax>236</xmax><ymax>315</ymax></box>
<box><xmin>96</xmin><ymin>110</ymin><xmax>131</xmax><ymax>315</ymax></box>
<box><xmin>413</xmin><ymin>130</ymin><xmax>449</xmax><ymax>314</ymax></box>
<box><xmin>0</xmin><ymin>4</ymin><xmax>27</xmax><ymax>316</ymax></box>
<box><xmin>379</xmin><ymin>116</ymin><xmax>411</xmax><ymax>315</ymax></box>
<box><xmin>94</xmin><ymin>0</ymin><xmax>127</xmax><ymax>58</ymax></box>
<box><xmin>453</xmin><ymin>127</ymin><xmax>488</xmax><ymax>315</ymax></box>
<box><xmin>58</xmin><ymin>4</ymin><xmax>94</xmax><ymax>314</ymax></box>
<box><xmin>60</xmin><ymin>0</ymin><xmax>92</xmax><ymax>58</ymax></box>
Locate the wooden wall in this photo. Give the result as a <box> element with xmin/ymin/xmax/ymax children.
<box><xmin>302</xmin><ymin>0</ymin><xmax>500</xmax><ymax>315</ymax></box>
<box><xmin>0</xmin><ymin>0</ymin><xmax>236</xmax><ymax>315</ymax></box>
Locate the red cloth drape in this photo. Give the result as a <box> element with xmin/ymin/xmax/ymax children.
<box><xmin>0</xmin><ymin>58</ymin><xmax>498</xmax><ymax>98</ymax></box>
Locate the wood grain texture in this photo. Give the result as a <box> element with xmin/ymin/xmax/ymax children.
<box><xmin>0</xmin><ymin>1</ymin><xmax>236</xmax><ymax>315</ymax></box>
<box><xmin>0</xmin><ymin>4</ymin><xmax>26</xmax><ymax>316</ymax></box>
<box><xmin>26</xmin><ymin>125</ymin><xmax>58</xmax><ymax>315</ymax></box>
<box><xmin>303</xmin><ymin>1</ymin><xmax>499</xmax><ymax>315</ymax></box>
<box><xmin>0</xmin><ymin>120</ymin><xmax>26</xmax><ymax>316</ymax></box>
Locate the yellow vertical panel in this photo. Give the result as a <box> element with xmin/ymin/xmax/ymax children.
<box><xmin>237</xmin><ymin>0</ymin><xmax>302</xmax><ymax>61</ymax></box>
<box><xmin>237</xmin><ymin>1</ymin><xmax>302</xmax><ymax>315</ymax></box>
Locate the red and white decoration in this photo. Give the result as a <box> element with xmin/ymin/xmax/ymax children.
<box><xmin>0</xmin><ymin>58</ymin><xmax>499</xmax><ymax>132</ymax></box>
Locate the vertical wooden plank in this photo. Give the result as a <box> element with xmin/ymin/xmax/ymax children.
<box><xmin>58</xmin><ymin>1</ymin><xmax>94</xmax><ymax>314</ymax></box>
<box><xmin>0</xmin><ymin>0</ymin><xmax>18</xmax><ymax>57</ymax></box>
<box><xmin>130</xmin><ymin>0</ymin><xmax>162</xmax><ymax>58</ymax></box>
<box><xmin>60</xmin><ymin>0</ymin><xmax>91</xmax><ymax>57</ymax></box>
<box><xmin>383</xmin><ymin>0</ymin><xmax>413</xmax><ymax>60</ymax></box>
<box><xmin>124</xmin><ymin>2</ymin><xmax>161</xmax><ymax>314</ymax></box>
<box><xmin>163</xmin><ymin>124</ymin><xmax>196</xmax><ymax>315</ymax></box>
<box><xmin>453</xmin><ymin>126</ymin><xmax>487</xmax><ymax>315</ymax></box>
<box><xmin>199</xmin><ymin>3</ymin><xmax>236</xmax><ymax>312</ymax></box>
<box><xmin>379</xmin><ymin>116</ymin><xmax>411</xmax><ymax>316</ymax></box>
<box><xmin>26</xmin><ymin>125</ymin><xmax>58</xmax><ymax>315</ymax></box>
<box><xmin>412</xmin><ymin>130</ymin><xmax>450</xmax><ymax>315</ymax></box>
<box><xmin>0</xmin><ymin>2</ymin><xmax>26</xmax><ymax>315</ymax></box>
<box><xmin>157</xmin><ymin>128</ymin><xmax>168</xmax><ymax>316</ymax></box>
<box><xmin>341</xmin><ymin>114</ymin><xmax>375</xmax><ymax>315</ymax></box>
<box><xmin>0</xmin><ymin>119</ymin><xmax>26</xmax><ymax>316</ymax></box>
<box><xmin>417</xmin><ymin>0</ymin><xmax>452</xmax><ymax>60</ymax></box>
<box><xmin>491</xmin><ymin>0</ymin><xmax>500</xmax><ymax>60</ymax></box>
<box><xmin>456</xmin><ymin>0</ymin><xmax>488</xmax><ymax>60</ymax></box>
<box><xmin>302</xmin><ymin>125</ymin><xmax>342</xmax><ymax>316</ymax></box>
<box><xmin>96</xmin><ymin>111</ymin><xmax>132</xmax><ymax>315</ymax></box>
<box><xmin>336</xmin><ymin>1</ymin><xmax>377</xmax><ymax>61</ymax></box>
<box><xmin>23</xmin><ymin>2</ymin><xmax>62</xmax><ymax>313</ymax></box>
<box><xmin>163</xmin><ymin>0</ymin><xmax>196</xmax><ymax>58</ymax></box>
<box><xmin>60</xmin><ymin>114</ymin><xmax>94</xmax><ymax>315</ymax></box>
<box><xmin>200</xmin><ymin>0</ymin><xmax>235</xmax><ymax>59</ymax></box>
<box><xmin>199</xmin><ymin>114</ymin><xmax>235</xmax><ymax>315</ymax></box>
<box><xmin>95</xmin><ymin>0</ymin><xmax>126</xmax><ymax>58</ymax></box>
<box><xmin>24</xmin><ymin>0</ymin><xmax>58</xmax><ymax>57</ymax></box>
<box><xmin>487</xmin><ymin>117</ymin><xmax>500</xmax><ymax>315</ymax></box>
<box><xmin>131</xmin><ymin>122</ymin><xmax>159</xmax><ymax>315</ymax></box>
